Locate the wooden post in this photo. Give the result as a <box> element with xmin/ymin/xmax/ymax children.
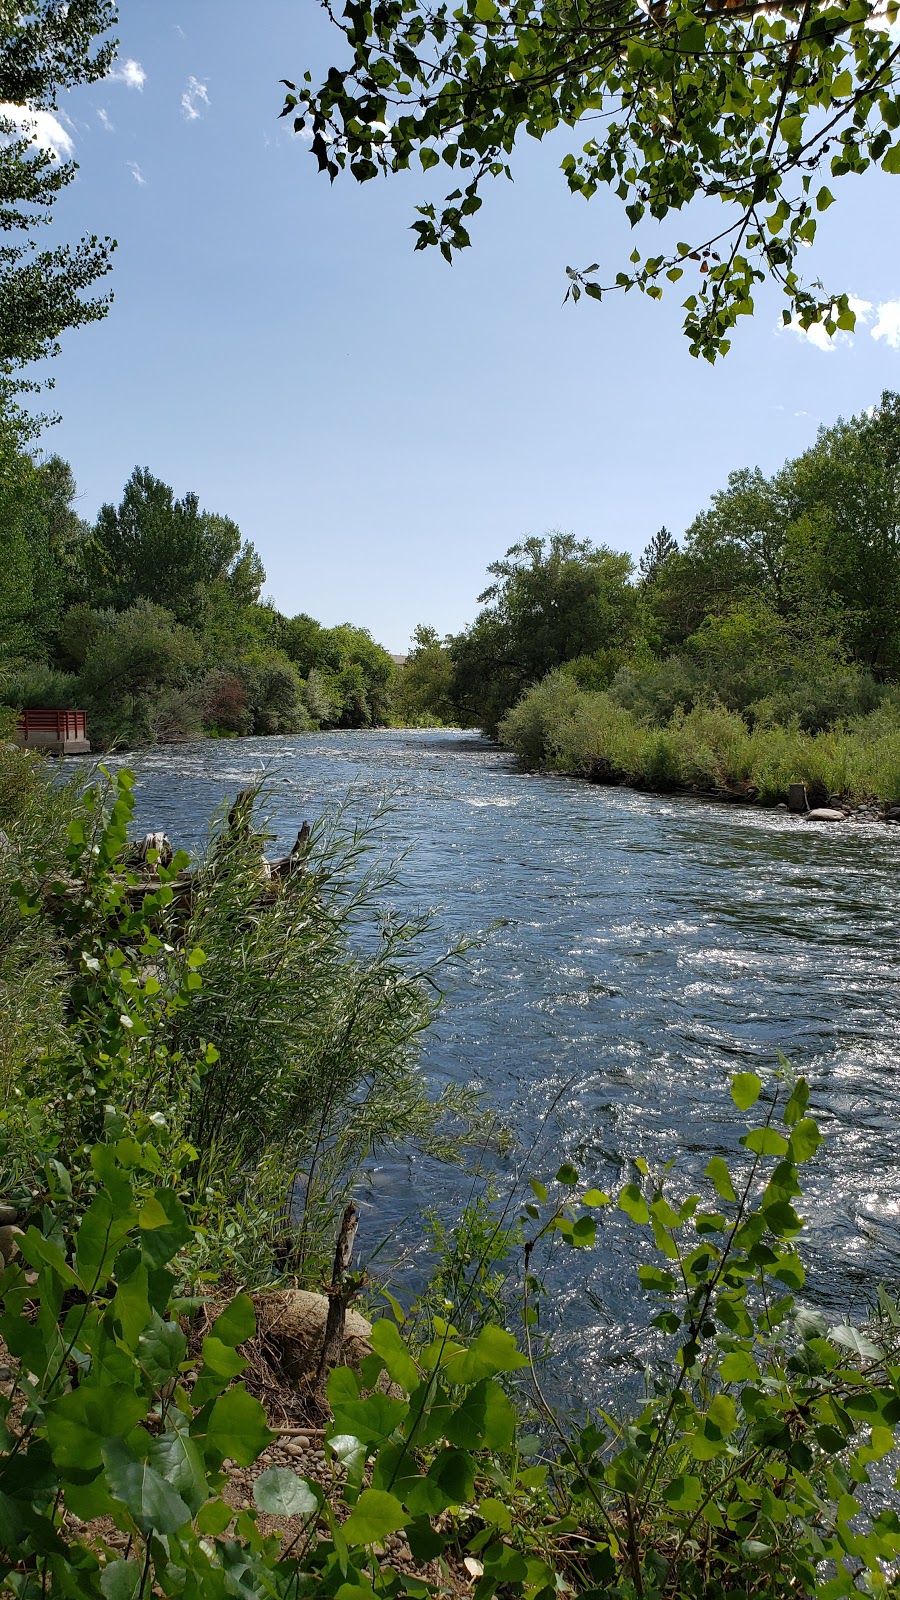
<box><xmin>314</xmin><ymin>1202</ymin><xmax>360</xmax><ymax>1412</ymax></box>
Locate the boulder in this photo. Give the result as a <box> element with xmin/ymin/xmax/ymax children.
<box><xmin>251</xmin><ymin>1288</ymin><xmax>372</xmax><ymax>1383</ymax></box>
<box><xmin>887</xmin><ymin>806</ymin><xmax>900</xmax><ymax>822</ymax></box>
<box><xmin>805</xmin><ymin>808</ymin><xmax>846</xmax><ymax>822</ymax></box>
<box><xmin>787</xmin><ymin>783</ymin><xmax>808</xmax><ymax>814</ymax></box>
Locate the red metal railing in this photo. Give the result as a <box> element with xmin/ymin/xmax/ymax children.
<box><xmin>17</xmin><ymin>709</ymin><xmax>87</xmax><ymax>740</ymax></box>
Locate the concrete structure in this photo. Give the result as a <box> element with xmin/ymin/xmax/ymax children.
<box><xmin>15</xmin><ymin>709</ymin><xmax>90</xmax><ymax>756</ymax></box>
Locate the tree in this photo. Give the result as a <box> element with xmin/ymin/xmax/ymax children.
<box><xmin>452</xmin><ymin>532</ymin><xmax>636</xmax><ymax>731</ymax></box>
<box><xmin>283</xmin><ymin>0</ymin><xmax>900</xmax><ymax>360</ymax></box>
<box><xmin>393</xmin><ymin>624</ymin><xmax>458</xmax><ymax>725</ymax></box>
<box><xmin>638</xmin><ymin>528</ymin><xmax>679</xmax><ymax>586</ymax></box>
<box><xmin>0</xmin><ymin>2</ymin><xmax>117</xmax><ymax>392</ymax></box>
<box><xmin>81</xmin><ymin>468</ymin><xmax>265</xmax><ymax>626</ymax></box>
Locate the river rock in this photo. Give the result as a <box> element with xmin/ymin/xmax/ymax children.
<box><xmin>806</xmin><ymin>808</ymin><xmax>846</xmax><ymax>822</ymax></box>
<box><xmin>251</xmin><ymin>1288</ymin><xmax>372</xmax><ymax>1383</ymax></box>
<box><xmin>887</xmin><ymin>806</ymin><xmax>900</xmax><ymax>821</ymax></box>
<box><xmin>788</xmin><ymin>782</ymin><xmax>808</xmax><ymax>813</ymax></box>
<box><xmin>0</xmin><ymin>1205</ymin><xmax>18</xmax><ymax>1226</ymax></box>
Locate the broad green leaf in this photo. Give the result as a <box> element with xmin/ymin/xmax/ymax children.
<box><xmin>789</xmin><ymin>1118</ymin><xmax>822</xmax><ymax>1163</ymax></box>
<box><xmin>100</xmin><ymin>1560</ymin><xmax>142</xmax><ymax>1600</ymax></box>
<box><xmin>370</xmin><ymin>1319</ymin><xmax>419</xmax><ymax>1391</ymax></box>
<box><xmin>45</xmin><ymin>1385</ymin><xmax>147</xmax><ymax>1471</ymax></box>
<box><xmin>829</xmin><ymin>1324</ymin><xmax>882</xmax><ymax>1361</ymax></box>
<box><xmin>720</xmin><ymin>1349</ymin><xmax>758</xmax><ymax>1383</ymax></box>
<box><xmin>582</xmin><ymin>1188</ymin><xmax>610</xmax><ymax>1207</ymax></box>
<box><xmin>328</xmin><ymin>1433</ymin><xmax>367</xmax><ymax>1477</ymax></box>
<box><xmin>102</xmin><ymin>1438</ymin><xmax>191</xmax><ymax>1535</ymax></box>
<box><xmin>138</xmin><ymin>1189</ymin><xmax>191</xmax><ymax>1268</ymax></box>
<box><xmin>740</xmin><ymin>1128</ymin><xmax>789</xmax><ymax>1157</ymax></box>
<box><xmin>204</xmin><ymin>1384</ymin><xmax>273</xmax><ymax>1465</ymax></box>
<box><xmin>341</xmin><ymin>1487</ymin><xmax>407</xmax><ymax>1545</ymax></box>
<box><xmin>211</xmin><ymin>1293</ymin><xmax>256</xmax><ymax>1347</ymax></box>
<box><xmin>618</xmin><ymin>1184</ymin><xmax>649</xmax><ymax>1224</ymax></box>
<box><xmin>149</xmin><ymin>1426</ymin><xmax>208</xmax><ymax>1515</ymax></box>
<box><xmin>253</xmin><ymin>1466</ymin><xmax>319</xmax><ymax>1517</ymax></box>
<box><xmin>445</xmin><ymin>1377</ymin><xmax>516</xmax><ymax>1450</ymax></box>
<box><xmin>555</xmin><ymin>1163</ymin><xmax>579</xmax><ymax>1185</ymax></box>
<box><xmin>329</xmin><ymin>1392</ymin><xmax>407</xmax><ymax>1445</ymax></box>
<box><xmin>705</xmin><ymin>1157</ymin><xmax>736</xmax><ymax>1203</ymax></box>
<box><xmin>731</xmin><ymin>1073</ymin><xmax>761</xmax><ymax>1111</ymax></box>
<box><xmin>663</xmin><ymin>1474</ymin><xmax>703</xmax><ymax>1511</ymax></box>
<box><xmin>196</xmin><ymin>1499</ymin><xmax>235</xmax><ymax>1535</ymax></box>
<box><xmin>443</xmin><ymin>1324</ymin><xmax>528</xmax><ymax>1384</ymax></box>
<box><xmin>137</xmin><ymin>1312</ymin><xmax>187</xmax><ymax>1387</ymax></box>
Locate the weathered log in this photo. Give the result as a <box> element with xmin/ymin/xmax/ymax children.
<box><xmin>269</xmin><ymin>821</ymin><xmax>311</xmax><ymax>880</ymax></box>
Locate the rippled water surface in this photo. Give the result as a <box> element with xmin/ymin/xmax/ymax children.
<box><xmin>88</xmin><ymin>729</ymin><xmax>900</xmax><ymax>1390</ymax></box>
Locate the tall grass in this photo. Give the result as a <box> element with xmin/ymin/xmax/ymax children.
<box><xmin>500</xmin><ymin>670</ymin><xmax>900</xmax><ymax>805</ymax></box>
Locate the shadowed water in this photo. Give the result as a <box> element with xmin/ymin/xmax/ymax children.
<box><xmin>83</xmin><ymin>728</ymin><xmax>900</xmax><ymax>1393</ymax></box>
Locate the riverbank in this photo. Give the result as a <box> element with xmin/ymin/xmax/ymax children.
<box><xmin>499</xmin><ymin>670</ymin><xmax>900</xmax><ymax>816</ymax></box>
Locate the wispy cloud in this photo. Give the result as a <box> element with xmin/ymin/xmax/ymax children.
<box><xmin>181</xmin><ymin>76</ymin><xmax>210</xmax><ymax>121</ymax></box>
<box><xmin>97</xmin><ymin>107</ymin><xmax>114</xmax><ymax>133</ymax></box>
<box><xmin>127</xmin><ymin>160</ymin><xmax>146</xmax><ymax>186</ymax></box>
<box><xmin>109</xmin><ymin>58</ymin><xmax>146</xmax><ymax>91</ymax></box>
<box><xmin>0</xmin><ymin>103</ymin><xmax>74</xmax><ymax>160</ymax></box>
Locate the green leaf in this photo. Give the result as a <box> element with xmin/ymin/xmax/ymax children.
<box><xmin>445</xmin><ymin>1378</ymin><xmax>516</xmax><ymax>1451</ymax></box>
<box><xmin>211</xmin><ymin>1292</ymin><xmax>256</xmax><ymax>1347</ymax></box>
<box><xmin>196</xmin><ymin>1499</ymin><xmax>235</xmax><ymax>1535</ymax></box>
<box><xmin>582</xmin><ymin>1188</ymin><xmax>610</xmax><ymax>1207</ymax></box>
<box><xmin>443</xmin><ymin>1325</ymin><xmax>528</xmax><ymax>1384</ymax></box>
<box><xmin>829</xmin><ymin>1324</ymin><xmax>882</xmax><ymax>1361</ymax></box>
<box><xmin>253</xmin><ymin>1467</ymin><xmax>319</xmax><ymax>1517</ymax></box>
<box><xmin>102</xmin><ymin>1437</ymin><xmax>192</xmax><ymax>1535</ymax></box>
<box><xmin>720</xmin><ymin>1349</ymin><xmax>758</xmax><ymax>1383</ymax></box>
<box><xmin>137</xmin><ymin>1312</ymin><xmax>187</xmax><ymax>1387</ymax></box>
<box><xmin>45</xmin><ymin>1385</ymin><xmax>147</xmax><ymax>1472</ymax></box>
<box><xmin>138</xmin><ymin>1189</ymin><xmax>191</xmax><ymax>1268</ymax></box>
<box><xmin>789</xmin><ymin>1118</ymin><xmax>822</xmax><ymax>1163</ymax></box>
<box><xmin>100</xmin><ymin>1560</ymin><xmax>143</xmax><ymax>1600</ymax></box>
<box><xmin>731</xmin><ymin>1072</ymin><xmax>761</xmax><ymax>1111</ymax></box>
<box><xmin>663</xmin><ymin>1474</ymin><xmax>703</xmax><ymax>1511</ymax></box>
<box><xmin>555</xmin><ymin>1163</ymin><xmax>579</xmax><ymax>1185</ymax></box>
<box><xmin>705</xmin><ymin>1157</ymin><xmax>736</xmax><ymax>1203</ymax></box>
<box><xmin>370</xmin><ymin>1319</ymin><xmax>419</xmax><ymax>1391</ymax></box>
<box><xmin>618</xmin><ymin>1184</ymin><xmax>649</xmax><ymax>1224</ymax></box>
<box><xmin>740</xmin><ymin>1128</ymin><xmax>789</xmax><ymax>1157</ymax></box>
<box><xmin>149</xmin><ymin>1426</ymin><xmax>208</xmax><ymax>1516</ymax></box>
<box><xmin>328</xmin><ymin>1433</ymin><xmax>367</xmax><ymax>1477</ymax></box>
<box><xmin>341</xmin><ymin>1487</ymin><xmax>408</xmax><ymax>1545</ymax></box>
<box><xmin>204</xmin><ymin>1384</ymin><xmax>273</xmax><ymax>1465</ymax></box>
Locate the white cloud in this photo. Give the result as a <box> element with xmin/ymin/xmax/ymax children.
<box><xmin>783</xmin><ymin>295</ymin><xmax>873</xmax><ymax>352</ymax></box>
<box><xmin>110</xmin><ymin>58</ymin><xmax>146</xmax><ymax>91</ymax></box>
<box><xmin>97</xmin><ymin>107</ymin><xmax>114</xmax><ymax>133</ymax></box>
<box><xmin>181</xmin><ymin>76</ymin><xmax>210</xmax><ymax>121</ymax></box>
<box><xmin>127</xmin><ymin>160</ymin><xmax>146</xmax><ymax>186</ymax></box>
<box><xmin>0</xmin><ymin>103</ymin><xmax>74</xmax><ymax>160</ymax></box>
<box><xmin>871</xmin><ymin>298</ymin><xmax>900</xmax><ymax>349</ymax></box>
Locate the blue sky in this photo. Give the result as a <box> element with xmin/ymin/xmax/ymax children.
<box><xmin>25</xmin><ymin>0</ymin><xmax>900</xmax><ymax>652</ymax></box>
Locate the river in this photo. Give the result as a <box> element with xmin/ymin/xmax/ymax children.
<box><xmin>86</xmin><ymin>727</ymin><xmax>900</xmax><ymax>1394</ymax></box>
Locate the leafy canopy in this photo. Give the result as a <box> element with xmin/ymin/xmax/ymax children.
<box><xmin>0</xmin><ymin>1</ymin><xmax>118</xmax><ymax>392</ymax></box>
<box><xmin>282</xmin><ymin>0</ymin><xmax>900</xmax><ymax>359</ymax></box>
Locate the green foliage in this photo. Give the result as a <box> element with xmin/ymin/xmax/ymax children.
<box><xmin>283</xmin><ymin>0</ymin><xmax>900</xmax><ymax>358</ymax></box>
<box><xmin>4</xmin><ymin>1063</ymin><xmax>900</xmax><ymax>1599</ymax></box>
<box><xmin>452</xmin><ymin>533</ymin><xmax>636</xmax><ymax>734</ymax></box>
<box><xmin>393</xmin><ymin>625</ymin><xmax>458</xmax><ymax>727</ymax></box>
<box><xmin>0</xmin><ymin>1</ymin><xmax>117</xmax><ymax>394</ymax></box>
<box><xmin>501</xmin><ymin>671</ymin><xmax>900</xmax><ymax>805</ymax></box>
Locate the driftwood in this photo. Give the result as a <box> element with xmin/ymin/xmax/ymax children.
<box><xmin>314</xmin><ymin>1202</ymin><xmax>361</xmax><ymax>1414</ymax></box>
<box><xmin>38</xmin><ymin>797</ymin><xmax>312</xmax><ymax>917</ymax></box>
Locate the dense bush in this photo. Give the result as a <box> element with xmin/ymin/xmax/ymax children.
<box><xmin>502</xmin><ymin>673</ymin><xmax>900</xmax><ymax>806</ymax></box>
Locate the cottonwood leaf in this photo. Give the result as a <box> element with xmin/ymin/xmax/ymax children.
<box><xmin>102</xmin><ymin>1438</ymin><xmax>191</xmax><ymax>1535</ymax></box>
<box><xmin>205</xmin><ymin>1384</ymin><xmax>273</xmax><ymax>1465</ymax></box>
<box><xmin>829</xmin><ymin>1324</ymin><xmax>882</xmax><ymax>1361</ymax></box>
<box><xmin>211</xmin><ymin>1293</ymin><xmax>256</xmax><ymax>1348</ymax></box>
<box><xmin>731</xmin><ymin>1072</ymin><xmax>761</xmax><ymax>1111</ymax></box>
<box><xmin>369</xmin><ymin>1320</ymin><xmax>419</xmax><ymax>1391</ymax></box>
<box><xmin>100</xmin><ymin>1560</ymin><xmax>142</xmax><ymax>1600</ymax></box>
<box><xmin>253</xmin><ymin>1466</ymin><xmax>318</xmax><ymax>1517</ymax></box>
<box><xmin>341</xmin><ymin>1487</ymin><xmax>407</xmax><ymax>1545</ymax></box>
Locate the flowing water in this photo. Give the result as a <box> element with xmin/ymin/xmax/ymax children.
<box><xmin>83</xmin><ymin>728</ymin><xmax>900</xmax><ymax>1395</ymax></box>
